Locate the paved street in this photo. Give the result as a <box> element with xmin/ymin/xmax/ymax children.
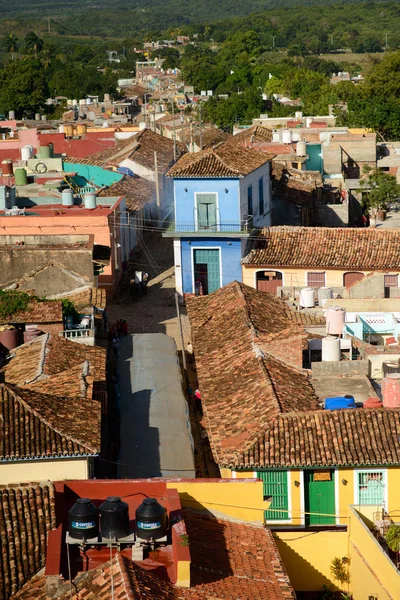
<box><xmin>117</xmin><ymin>333</ymin><xmax>195</xmax><ymax>479</ymax></box>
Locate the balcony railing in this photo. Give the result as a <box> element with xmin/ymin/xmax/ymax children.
<box><xmin>59</xmin><ymin>328</ymin><xmax>94</xmax><ymax>340</ymax></box>
<box><xmin>166</xmin><ymin>217</ymin><xmax>253</xmax><ymax>234</ymax></box>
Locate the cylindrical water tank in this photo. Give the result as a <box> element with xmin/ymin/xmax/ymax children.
<box><xmin>0</xmin><ymin>328</ymin><xmax>19</xmax><ymax>351</ymax></box>
<box><xmin>41</xmin><ymin>115</ymin><xmax>47</xmax><ymax>121</ymax></box>
<box><xmin>72</xmin><ymin>99</ymin><xmax>78</xmax><ymax>107</ymax></box>
<box><xmin>318</xmin><ymin>286</ymin><xmax>332</xmax><ymax>307</ymax></box>
<box><xmin>64</xmin><ymin>124</ymin><xmax>74</xmax><ymax>137</ymax></box>
<box><xmin>66</xmin><ymin>99</ymin><xmax>73</xmax><ymax>107</ymax></box>
<box><xmin>306</xmin><ymin>117</ymin><xmax>313</xmax><ymax>128</ymax></box>
<box><xmin>292</xmin><ymin>132</ymin><xmax>301</xmax><ymax>142</ymax></box>
<box><xmin>1</xmin><ymin>159</ymin><xmax>13</xmax><ymax>176</ymax></box>
<box><xmin>79</xmin><ymin>99</ymin><xmax>86</xmax><ymax>107</ymax></box>
<box><xmin>8</xmin><ymin>110</ymin><xmax>15</xmax><ymax>120</ymax></box>
<box><xmin>69</xmin><ymin>498</ymin><xmax>99</xmax><ymax>540</ymax></box>
<box><xmin>38</xmin><ymin>145</ymin><xmax>51</xmax><ymax>159</ymax></box>
<box><xmin>35</xmin><ymin>113</ymin><xmax>41</xmax><ymax>121</ymax></box>
<box><xmin>299</xmin><ymin>287</ymin><xmax>314</xmax><ymax>308</ymax></box>
<box><xmin>282</xmin><ymin>129</ymin><xmax>292</xmax><ymax>144</ymax></box>
<box><xmin>104</xmin><ymin>93</ymin><xmax>111</xmax><ymax>102</ymax></box>
<box><xmin>58</xmin><ymin>124</ymin><xmax>65</xmax><ymax>134</ymax></box>
<box><xmin>326</xmin><ymin>306</ymin><xmax>346</xmax><ymax>336</ymax></box>
<box><xmin>100</xmin><ymin>496</ymin><xmax>130</xmax><ymax>540</ymax></box>
<box><xmin>382</xmin><ymin>373</ymin><xmax>400</xmax><ymax>408</ymax></box>
<box><xmin>84</xmin><ymin>192</ymin><xmax>97</xmax><ymax>209</ymax></box>
<box><xmin>135</xmin><ymin>498</ymin><xmax>167</xmax><ymax>541</ymax></box>
<box><xmin>272</xmin><ymin>130</ymin><xmax>280</xmax><ymax>142</ymax></box>
<box><xmin>296</xmin><ymin>140</ymin><xmax>307</xmax><ymax>157</ymax></box>
<box><xmin>23</xmin><ymin>329</ymin><xmax>42</xmax><ymax>343</ymax></box>
<box><xmin>383</xmin><ymin>361</ymin><xmax>400</xmax><ymax>377</ymax></box>
<box><xmin>102</xmin><ymin>121</ymin><xmax>109</xmax><ymax>128</ymax></box>
<box><xmin>77</xmin><ymin>124</ymin><xmax>86</xmax><ymax>136</ymax></box>
<box><xmin>322</xmin><ymin>336</ymin><xmax>341</xmax><ymax>362</ymax></box>
<box><xmin>363</xmin><ymin>397</ymin><xmax>383</xmax><ymax>409</ymax></box>
<box><xmin>295</xmin><ymin>111</ymin><xmax>303</xmax><ymax>120</ymax></box>
<box><xmin>21</xmin><ymin>146</ymin><xmax>33</xmax><ymax>161</ymax></box>
<box><xmin>62</xmin><ymin>189</ymin><xmax>74</xmax><ymax>206</ymax></box>
<box><xmin>15</xmin><ymin>168</ymin><xmax>27</xmax><ymax>186</ymax></box>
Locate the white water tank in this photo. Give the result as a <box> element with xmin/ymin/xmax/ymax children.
<box><xmin>272</xmin><ymin>130</ymin><xmax>280</xmax><ymax>142</ymax></box>
<box><xmin>58</xmin><ymin>124</ymin><xmax>65</xmax><ymax>134</ymax></box>
<box><xmin>86</xmin><ymin>98</ymin><xmax>92</xmax><ymax>105</ymax></box>
<box><xmin>292</xmin><ymin>132</ymin><xmax>301</xmax><ymax>142</ymax></box>
<box><xmin>66</xmin><ymin>99</ymin><xmax>73</xmax><ymax>107</ymax></box>
<box><xmin>306</xmin><ymin>117</ymin><xmax>313</xmax><ymax>128</ymax></box>
<box><xmin>104</xmin><ymin>93</ymin><xmax>111</xmax><ymax>103</ymax></box>
<box><xmin>322</xmin><ymin>336</ymin><xmax>341</xmax><ymax>362</ymax></box>
<box><xmin>35</xmin><ymin>113</ymin><xmax>41</xmax><ymax>121</ymax></box>
<box><xmin>326</xmin><ymin>306</ymin><xmax>346</xmax><ymax>336</ymax></box>
<box><xmin>102</xmin><ymin>121</ymin><xmax>109</xmax><ymax>128</ymax></box>
<box><xmin>295</xmin><ymin>111</ymin><xmax>303</xmax><ymax>120</ymax></box>
<box><xmin>296</xmin><ymin>140</ymin><xmax>307</xmax><ymax>157</ymax></box>
<box><xmin>21</xmin><ymin>145</ymin><xmax>33</xmax><ymax>161</ymax></box>
<box><xmin>72</xmin><ymin>99</ymin><xmax>78</xmax><ymax>107</ymax></box>
<box><xmin>318</xmin><ymin>286</ymin><xmax>332</xmax><ymax>307</ymax></box>
<box><xmin>299</xmin><ymin>287</ymin><xmax>315</xmax><ymax>308</ymax></box>
<box><xmin>62</xmin><ymin>189</ymin><xmax>74</xmax><ymax>206</ymax></box>
<box><xmin>282</xmin><ymin>129</ymin><xmax>292</xmax><ymax>144</ymax></box>
<box><xmin>8</xmin><ymin>110</ymin><xmax>15</xmax><ymax>120</ymax></box>
<box><xmin>84</xmin><ymin>192</ymin><xmax>97</xmax><ymax>209</ymax></box>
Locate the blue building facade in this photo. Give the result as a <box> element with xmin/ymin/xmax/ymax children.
<box><xmin>165</xmin><ymin>157</ymin><xmax>272</xmax><ymax>296</ymax></box>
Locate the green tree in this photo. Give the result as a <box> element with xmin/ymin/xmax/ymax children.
<box><xmin>0</xmin><ymin>60</ymin><xmax>48</xmax><ymax>117</ymax></box>
<box><xmin>2</xmin><ymin>33</ymin><xmax>18</xmax><ymax>61</ymax></box>
<box><xmin>360</xmin><ymin>166</ymin><xmax>400</xmax><ymax>216</ymax></box>
<box><xmin>24</xmin><ymin>32</ymin><xmax>43</xmax><ymax>59</ymax></box>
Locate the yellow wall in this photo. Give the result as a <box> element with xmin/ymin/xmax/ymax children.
<box><xmin>166</xmin><ymin>479</ymin><xmax>269</xmax><ymax>525</ymax></box>
<box><xmin>242</xmin><ymin>266</ymin><xmax>374</xmax><ymax>289</ymax></box>
<box><xmin>275</xmin><ymin>530</ymin><xmax>348</xmax><ymax>592</ymax></box>
<box><xmin>348</xmin><ymin>505</ymin><xmax>400</xmax><ymax>600</ymax></box>
<box><xmin>0</xmin><ymin>458</ymin><xmax>89</xmax><ymax>485</ymax></box>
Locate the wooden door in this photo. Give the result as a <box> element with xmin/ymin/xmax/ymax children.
<box><xmin>304</xmin><ymin>470</ymin><xmax>335</xmax><ymax>525</ymax></box>
<box><xmin>344</xmin><ymin>272</ymin><xmax>365</xmax><ymax>288</ymax></box>
<box><xmin>256</xmin><ymin>271</ymin><xmax>282</xmax><ymax>294</ymax></box>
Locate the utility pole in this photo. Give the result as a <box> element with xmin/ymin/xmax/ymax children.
<box><xmin>189</xmin><ymin>121</ymin><xmax>193</xmax><ymax>153</ymax></box>
<box><xmin>180</xmin><ymin>112</ymin><xmax>184</xmax><ymax>145</ymax></box>
<box><xmin>113</xmin><ymin>212</ymin><xmax>120</xmax><ymax>304</ymax></box>
<box><xmin>154</xmin><ymin>151</ymin><xmax>160</xmax><ymax>209</ymax></box>
<box><xmin>175</xmin><ymin>292</ymin><xmax>187</xmax><ymax>372</ymax></box>
<box><xmin>199</xmin><ymin>104</ymin><xmax>203</xmax><ymax>151</ymax></box>
<box><xmin>48</xmin><ymin>17</ymin><xmax>51</xmax><ymax>34</ymax></box>
<box><xmin>171</xmin><ymin>98</ymin><xmax>177</xmax><ymax>161</ymax></box>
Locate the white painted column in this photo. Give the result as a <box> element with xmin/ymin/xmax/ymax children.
<box><xmin>173</xmin><ymin>238</ymin><xmax>183</xmax><ymax>296</ymax></box>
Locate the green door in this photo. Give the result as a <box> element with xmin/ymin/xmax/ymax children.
<box><xmin>304</xmin><ymin>470</ymin><xmax>335</xmax><ymax>525</ymax></box>
<box><xmin>193</xmin><ymin>249</ymin><xmax>220</xmax><ymax>294</ymax></box>
<box><xmin>257</xmin><ymin>471</ymin><xmax>289</xmax><ymax>521</ymax></box>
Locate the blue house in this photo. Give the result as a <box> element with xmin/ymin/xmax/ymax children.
<box><xmin>164</xmin><ymin>144</ymin><xmax>272</xmax><ymax>296</ymax></box>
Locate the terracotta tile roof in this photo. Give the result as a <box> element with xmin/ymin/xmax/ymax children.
<box><xmin>181</xmin><ymin>510</ymin><xmax>295</xmax><ymax>599</ymax></box>
<box><xmin>0</xmin><ymin>481</ymin><xmax>56</xmax><ymax>600</ymax></box>
<box><xmin>44</xmin><ymin>336</ymin><xmax>106</xmax><ymax>389</ymax></box>
<box><xmin>98</xmin><ymin>174</ymin><xmax>156</xmax><ymax>212</ymax></box>
<box><xmin>0</xmin><ymin>301</ymin><xmax>63</xmax><ymax>325</ymax></box>
<box><xmin>55</xmin><ymin>287</ymin><xmax>106</xmax><ymax>311</ymax></box>
<box><xmin>0</xmin><ymin>384</ymin><xmax>101</xmax><ymax>459</ymax></box>
<box><xmin>1</xmin><ymin>336</ymin><xmax>48</xmax><ymax>386</ymax></box>
<box><xmin>186</xmin><ymin>282</ymin><xmax>318</xmax><ymax>466</ymax></box>
<box><xmin>65</xmin><ymin>157</ymin><xmax>107</xmax><ymax>168</ymax></box>
<box><xmin>239</xmin><ymin>408</ymin><xmax>400</xmax><ymax>469</ymax></box>
<box><xmin>23</xmin><ymin>361</ymin><xmax>93</xmax><ymax>400</ymax></box>
<box><xmin>92</xmin><ymin>129</ymin><xmax>186</xmax><ymax>173</ymax></box>
<box><xmin>168</xmin><ymin>143</ymin><xmax>273</xmax><ymax>178</ymax></box>
<box><xmin>243</xmin><ymin>226</ymin><xmax>400</xmax><ymax>269</ymax></box>
<box><xmin>193</xmin><ymin>127</ymin><xmax>232</xmax><ymax>149</ymax></box>
<box><xmin>227</xmin><ymin>125</ymin><xmax>273</xmax><ymax>145</ymax></box>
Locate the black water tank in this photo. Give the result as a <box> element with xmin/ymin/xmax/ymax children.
<box><xmin>135</xmin><ymin>498</ymin><xmax>167</xmax><ymax>540</ymax></box>
<box><xmin>99</xmin><ymin>496</ymin><xmax>130</xmax><ymax>540</ymax></box>
<box><xmin>68</xmin><ymin>498</ymin><xmax>98</xmax><ymax>540</ymax></box>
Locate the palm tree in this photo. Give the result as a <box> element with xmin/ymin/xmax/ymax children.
<box><xmin>2</xmin><ymin>33</ymin><xmax>18</xmax><ymax>60</ymax></box>
<box><xmin>24</xmin><ymin>32</ymin><xmax>43</xmax><ymax>59</ymax></box>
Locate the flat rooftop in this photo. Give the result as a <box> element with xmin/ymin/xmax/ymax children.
<box><xmin>312</xmin><ymin>374</ymin><xmax>377</xmax><ymax>404</ymax></box>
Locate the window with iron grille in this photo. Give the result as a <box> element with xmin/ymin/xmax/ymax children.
<box><xmin>384</xmin><ymin>274</ymin><xmax>398</xmax><ymax>288</ymax></box>
<box><xmin>257</xmin><ymin>471</ymin><xmax>289</xmax><ymax>520</ymax></box>
<box><xmin>307</xmin><ymin>272</ymin><xmax>325</xmax><ymax>288</ymax></box>
<box><xmin>356</xmin><ymin>470</ymin><xmax>385</xmax><ymax>506</ymax></box>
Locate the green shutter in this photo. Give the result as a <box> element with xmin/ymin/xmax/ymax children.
<box><xmin>257</xmin><ymin>471</ymin><xmax>288</xmax><ymax>520</ymax></box>
<box><xmin>196</xmin><ymin>193</ymin><xmax>217</xmax><ymax>231</ymax></box>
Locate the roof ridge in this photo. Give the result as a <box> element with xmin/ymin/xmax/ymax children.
<box><xmin>6</xmin><ymin>385</ymin><xmax>97</xmax><ymax>454</ymax></box>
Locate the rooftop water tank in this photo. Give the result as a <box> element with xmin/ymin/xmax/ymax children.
<box><xmin>62</xmin><ymin>189</ymin><xmax>74</xmax><ymax>207</ymax></box>
<box><xmin>135</xmin><ymin>498</ymin><xmax>167</xmax><ymax>541</ymax></box>
<box><xmin>79</xmin><ymin>99</ymin><xmax>86</xmax><ymax>107</ymax></box>
<box><xmin>100</xmin><ymin>496</ymin><xmax>129</xmax><ymax>540</ymax></box>
<box><xmin>8</xmin><ymin>110</ymin><xmax>15</xmax><ymax>120</ymax></box>
<box><xmin>68</xmin><ymin>498</ymin><xmax>99</xmax><ymax>540</ymax></box>
<box><xmin>21</xmin><ymin>145</ymin><xmax>33</xmax><ymax>161</ymax></box>
<box><xmin>318</xmin><ymin>286</ymin><xmax>332</xmax><ymax>307</ymax></box>
<box><xmin>23</xmin><ymin>329</ymin><xmax>42</xmax><ymax>344</ymax></box>
<box><xmin>0</xmin><ymin>327</ymin><xmax>19</xmax><ymax>352</ymax></box>
<box><xmin>292</xmin><ymin>132</ymin><xmax>301</xmax><ymax>142</ymax></box>
<box><xmin>383</xmin><ymin>360</ymin><xmax>400</xmax><ymax>377</ymax></box>
<box><xmin>296</xmin><ymin>140</ymin><xmax>306</xmax><ymax>157</ymax></box>
<box><xmin>322</xmin><ymin>335</ymin><xmax>341</xmax><ymax>362</ymax></box>
<box><xmin>35</xmin><ymin>113</ymin><xmax>41</xmax><ymax>121</ymax></box>
<box><xmin>326</xmin><ymin>306</ymin><xmax>346</xmax><ymax>336</ymax></box>
<box><xmin>15</xmin><ymin>168</ymin><xmax>27</xmax><ymax>186</ymax></box>
<box><xmin>64</xmin><ymin>124</ymin><xmax>74</xmax><ymax>138</ymax></box>
<box><xmin>382</xmin><ymin>373</ymin><xmax>400</xmax><ymax>408</ymax></box>
<box><xmin>41</xmin><ymin>115</ymin><xmax>47</xmax><ymax>121</ymax></box>
<box><xmin>272</xmin><ymin>130</ymin><xmax>280</xmax><ymax>142</ymax></box>
<box><xmin>104</xmin><ymin>93</ymin><xmax>111</xmax><ymax>102</ymax></box>
<box><xmin>1</xmin><ymin>159</ymin><xmax>13</xmax><ymax>176</ymax></box>
<box><xmin>38</xmin><ymin>145</ymin><xmax>51</xmax><ymax>159</ymax></box>
<box><xmin>325</xmin><ymin>395</ymin><xmax>356</xmax><ymax>410</ymax></box>
<box><xmin>306</xmin><ymin>117</ymin><xmax>313</xmax><ymax>128</ymax></box>
<box><xmin>282</xmin><ymin>129</ymin><xmax>292</xmax><ymax>144</ymax></box>
<box><xmin>77</xmin><ymin>124</ymin><xmax>86</xmax><ymax>136</ymax></box>
<box><xmin>299</xmin><ymin>287</ymin><xmax>314</xmax><ymax>308</ymax></box>
<box><xmin>363</xmin><ymin>397</ymin><xmax>383</xmax><ymax>409</ymax></box>
<box><xmin>295</xmin><ymin>111</ymin><xmax>303</xmax><ymax>120</ymax></box>
<box><xmin>72</xmin><ymin>99</ymin><xmax>78</xmax><ymax>107</ymax></box>
<box><xmin>84</xmin><ymin>192</ymin><xmax>97</xmax><ymax>209</ymax></box>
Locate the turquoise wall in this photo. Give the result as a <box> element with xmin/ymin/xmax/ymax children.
<box><xmin>63</xmin><ymin>162</ymin><xmax>123</xmax><ymax>187</ymax></box>
<box><xmin>305</xmin><ymin>144</ymin><xmax>323</xmax><ymax>173</ymax></box>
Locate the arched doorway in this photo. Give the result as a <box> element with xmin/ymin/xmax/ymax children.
<box><xmin>343</xmin><ymin>272</ymin><xmax>365</xmax><ymax>289</ymax></box>
<box><xmin>256</xmin><ymin>271</ymin><xmax>283</xmax><ymax>294</ymax></box>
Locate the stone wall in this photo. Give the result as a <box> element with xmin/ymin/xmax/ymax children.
<box><xmin>311</xmin><ymin>360</ymin><xmax>370</xmax><ymax>376</ymax></box>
